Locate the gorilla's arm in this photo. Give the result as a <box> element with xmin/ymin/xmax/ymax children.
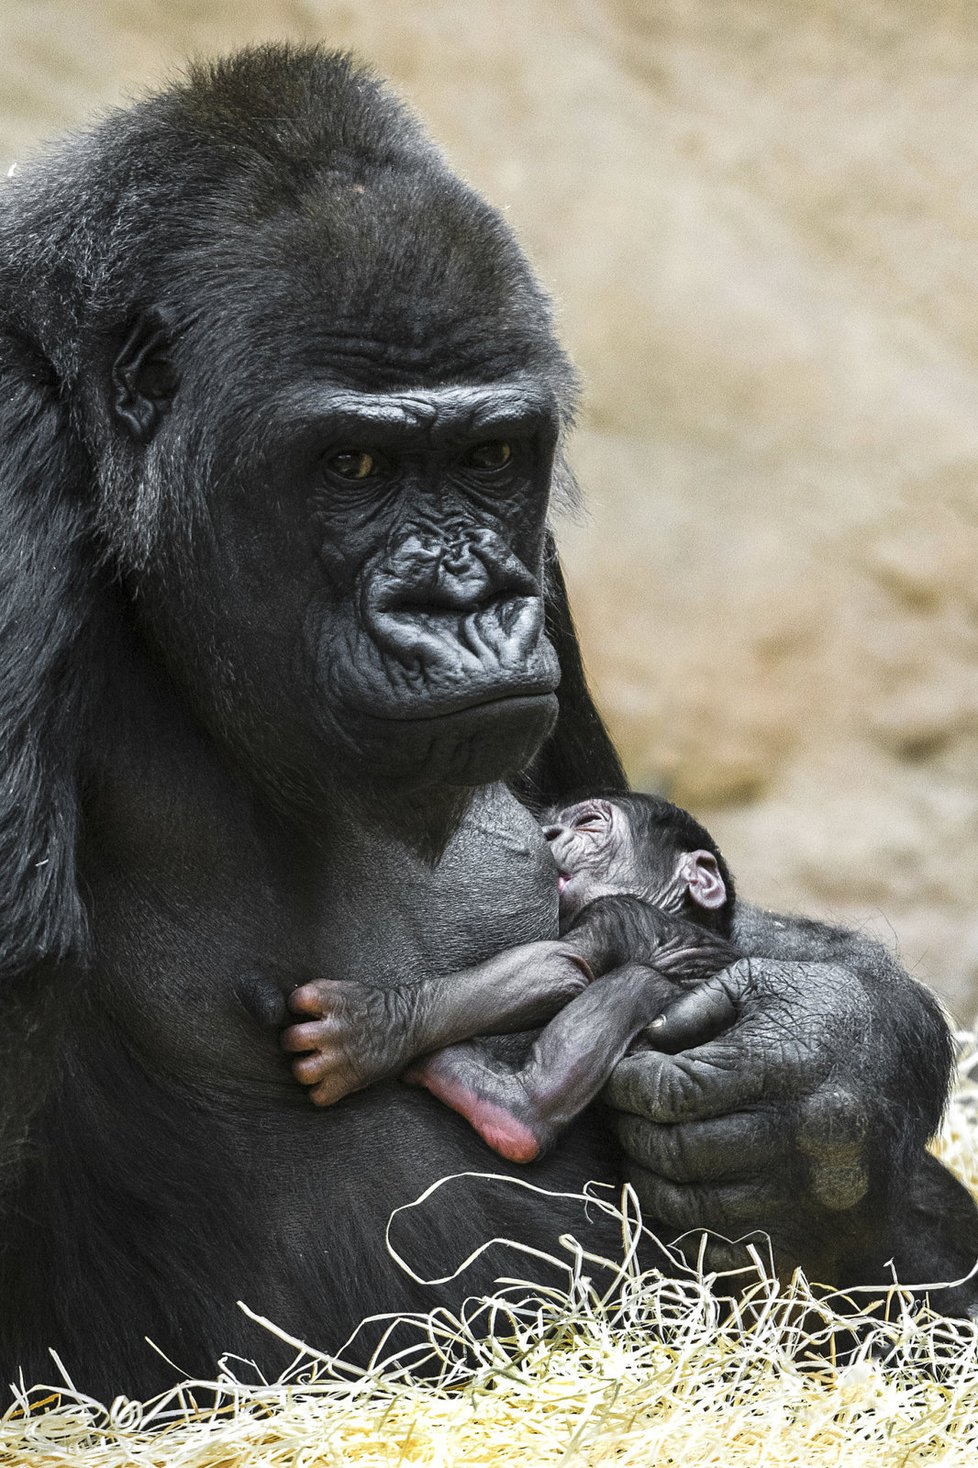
<box><xmin>561</xmin><ymin>893</ymin><xmax>741</xmax><ymax>982</ymax></box>
<box><xmin>604</xmin><ymin>904</ymin><xmax>978</xmax><ymax>1310</ymax></box>
<box><xmin>512</xmin><ymin>539</ymin><xmax>628</xmax><ymax>812</ymax></box>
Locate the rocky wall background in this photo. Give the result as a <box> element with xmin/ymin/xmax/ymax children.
<box><xmin>3</xmin><ymin>0</ymin><xmax>977</xmax><ymax>1016</ymax></box>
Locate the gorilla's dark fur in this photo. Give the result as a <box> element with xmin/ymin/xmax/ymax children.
<box><xmin>0</xmin><ymin>45</ymin><xmax>973</xmax><ymax>1400</ymax></box>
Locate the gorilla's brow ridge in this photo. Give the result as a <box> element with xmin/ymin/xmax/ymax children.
<box><xmin>269</xmin><ymin>382</ymin><xmax>561</xmax><ymax>441</ymax></box>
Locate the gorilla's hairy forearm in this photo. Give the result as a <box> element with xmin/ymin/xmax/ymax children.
<box><xmin>564</xmin><ymin>893</ymin><xmax>741</xmax><ymax>983</ymax></box>
<box><xmin>284</xmin><ymin>896</ymin><xmax>738</xmax><ymax>1114</ymax></box>
<box><xmin>282</xmin><ymin>941</ymin><xmax>594</xmax><ymax>1104</ymax></box>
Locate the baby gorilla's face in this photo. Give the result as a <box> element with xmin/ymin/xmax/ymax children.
<box><xmin>541</xmin><ymin>799</ymin><xmax>644</xmax><ymax>922</ymax></box>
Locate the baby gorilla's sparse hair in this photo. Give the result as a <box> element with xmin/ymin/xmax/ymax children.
<box><xmin>602</xmin><ymin>791</ymin><xmax>736</xmax><ymax>936</ymax></box>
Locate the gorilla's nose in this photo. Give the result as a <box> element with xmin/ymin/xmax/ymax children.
<box><xmin>382</xmin><ymin>531</ymin><xmax>537</xmax><ymax>613</ymax></box>
<box><xmin>430</xmin><ymin>553</ymin><xmax>495</xmax><ymax>608</ymax></box>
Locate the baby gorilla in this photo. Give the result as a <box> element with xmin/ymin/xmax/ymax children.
<box><xmin>282</xmin><ymin>794</ymin><xmax>741</xmax><ymax>1161</ymax></box>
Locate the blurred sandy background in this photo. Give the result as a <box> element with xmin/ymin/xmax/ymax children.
<box><xmin>3</xmin><ymin>1</ymin><xmax>977</xmax><ymax>1017</ymax></box>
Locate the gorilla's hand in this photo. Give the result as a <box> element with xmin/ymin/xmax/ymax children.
<box><xmin>604</xmin><ymin>957</ymin><xmax>937</xmax><ymax>1284</ymax></box>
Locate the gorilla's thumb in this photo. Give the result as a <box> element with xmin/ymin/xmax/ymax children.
<box><xmin>642</xmin><ymin>971</ymin><xmax>741</xmax><ymax>1054</ymax></box>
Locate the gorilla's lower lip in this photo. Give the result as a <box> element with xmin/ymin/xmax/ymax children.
<box><xmin>354</xmin><ymin>686</ymin><xmax>559</xmax><ymax>722</ymax></box>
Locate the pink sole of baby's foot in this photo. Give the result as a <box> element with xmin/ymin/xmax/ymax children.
<box><xmin>409</xmin><ymin>1064</ymin><xmax>541</xmax><ymax>1163</ymax></box>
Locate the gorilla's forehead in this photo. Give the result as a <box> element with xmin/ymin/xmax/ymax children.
<box><xmin>206</xmin><ymin>285</ymin><xmax>570</xmax><ymax>399</ymax></box>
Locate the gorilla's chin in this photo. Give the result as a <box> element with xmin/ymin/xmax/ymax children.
<box><xmin>342</xmin><ymin>691</ymin><xmax>560</xmax><ymax>790</ymax></box>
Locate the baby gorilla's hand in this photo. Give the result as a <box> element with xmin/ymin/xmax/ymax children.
<box><xmin>282</xmin><ymin>980</ymin><xmax>412</xmax><ymax>1105</ymax></box>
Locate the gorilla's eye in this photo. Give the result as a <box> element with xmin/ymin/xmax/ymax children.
<box><xmin>463</xmin><ymin>440</ymin><xmax>512</xmax><ymax>472</ymax></box>
<box><xmin>326</xmin><ymin>449</ymin><xmax>379</xmax><ymax>480</ymax></box>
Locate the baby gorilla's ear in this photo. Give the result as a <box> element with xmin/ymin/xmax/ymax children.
<box><xmin>682</xmin><ymin>851</ymin><xmax>727</xmax><ymax>911</ymax></box>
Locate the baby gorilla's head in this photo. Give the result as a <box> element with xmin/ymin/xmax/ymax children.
<box><xmin>541</xmin><ymin>792</ymin><xmax>735</xmax><ymax>933</ymax></box>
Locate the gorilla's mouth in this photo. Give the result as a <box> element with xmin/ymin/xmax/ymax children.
<box><xmin>366</xmin><ymin>597</ymin><xmax>551</xmax><ymax>681</ymax></box>
<box><xmin>313</xmin><ymin>572</ymin><xmax>560</xmax><ymax>785</ymax></box>
<box><xmin>343</xmin><ymin>677</ymin><xmax>560</xmax><ymax>731</ymax></box>
<box><xmin>342</xmin><ymin>691</ymin><xmax>560</xmax><ymax>762</ymax></box>
<box><xmin>370</xmin><ymin>684</ymin><xmax>559</xmax><ymax>722</ymax></box>
<box><xmin>333</xmin><ymin>685</ymin><xmax>560</xmax><ymax>787</ymax></box>
<box><xmin>324</xmin><ymin>593</ymin><xmax>561</xmax><ymax>724</ymax></box>
<box><xmin>343</xmin><ymin>538</ymin><xmax>561</xmax><ymax>713</ymax></box>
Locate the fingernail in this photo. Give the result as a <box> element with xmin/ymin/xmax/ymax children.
<box><xmin>650</xmin><ymin>1015</ymin><xmax>667</xmax><ymax>1029</ymax></box>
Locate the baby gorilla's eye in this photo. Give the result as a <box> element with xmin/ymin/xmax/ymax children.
<box><xmin>462</xmin><ymin>440</ymin><xmax>512</xmax><ymax>471</ymax></box>
<box><xmin>571</xmin><ymin>805</ymin><xmax>608</xmax><ymax>832</ymax></box>
<box><xmin>326</xmin><ymin>448</ymin><xmax>379</xmax><ymax>480</ymax></box>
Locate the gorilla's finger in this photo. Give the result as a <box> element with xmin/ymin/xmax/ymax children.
<box><xmin>602</xmin><ymin>1044</ymin><xmax>768</xmax><ymax>1123</ymax></box>
<box><xmin>309</xmin><ymin>1076</ymin><xmax>357</xmax><ymax>1107</ymax></box>
<box><xmin>641</xmin><ymin>970</ymin><xmax>742</xmax><ymax>1054</ymax></box>
<box><xmin>615</xmin><ymin>1110</ymin><xmax>792</xmax><ymax>1185</ymax></box>
<box><xmin>622</xmin><ymin>1164</ymin><xmax>789</xmax><ymax>1239</ymax></box>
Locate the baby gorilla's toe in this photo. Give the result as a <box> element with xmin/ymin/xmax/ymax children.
<box><xmin>281</xmin><ymin>1019</ymin><xmax>327</xmax><ymax>1053</ymax></box>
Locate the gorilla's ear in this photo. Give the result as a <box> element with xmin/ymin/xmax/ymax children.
<box><xmin>112</xmin><ymin>311</ymin><xmax>179</xmax><ymax>443</ymax></box>
<box><xmin>512</xmin><ymin>532</ymin><xmax>627</xmax><ymax>811</ymax></box>
<box><xmin>0</xmin><ymin>329</ymin><xmax>93</xmax><ymax>978</ymax></box>
<box><xmin>682</xmin><ymin>851</ymin><xmax>728</xmax><ymax>912</ymax></box>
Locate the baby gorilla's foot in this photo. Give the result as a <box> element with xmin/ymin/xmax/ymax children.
<box><xmin>282</xmin><ymin>980</ymin><xmax>411</xmax><ymax>1106</ymax></box>
<box><xmin>405</xmin><ymin>1047</ymin><xmax>555</xmax><ymax>1164</ymax></box>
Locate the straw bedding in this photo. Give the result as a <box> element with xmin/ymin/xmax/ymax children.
<box><xmin>4</xmin><ymin>1035</ymin><xmax>978</xmax><ymax>1467</ymax></box>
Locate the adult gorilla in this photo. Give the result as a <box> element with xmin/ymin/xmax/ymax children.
<box><xmin>0</xmin><ymin>46</ymin><xmax>966</xmax><ymax>1398</ymax></box>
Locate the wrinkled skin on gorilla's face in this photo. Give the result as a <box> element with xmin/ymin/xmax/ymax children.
<box><xmin>303</xmin><ymin>382</ymin><xmax>562</xmax><ymax>783</ymax></box>
<box><xmin>543</xmin><ymin>799</ymin><xmax>645</xmax><ymax>921</ymax></box>
<box><xmin>541</xmin><ymin>795</ymin><xmax>730</xmax><ymax>927</ymax></box>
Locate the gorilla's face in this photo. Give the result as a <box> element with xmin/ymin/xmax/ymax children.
<box><xmin>112</xmin><ymin>325</ymin><xmax>564</xmax><ymax>800</ymax></box>
<box><xmin>302</xmin><ymin>382</ymin><xmax>561</xmax><ymax>784</ymax></box>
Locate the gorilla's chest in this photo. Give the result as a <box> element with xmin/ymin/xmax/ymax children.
<box><xmin>313</xmin><ymin>785</ymin><xmax>559</xmax><ymax>984</ymax></box>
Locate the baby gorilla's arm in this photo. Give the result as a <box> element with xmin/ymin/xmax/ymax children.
<box><xmin>562</xmin><ymin>894</ymin><xmax>742</xmax><ymax>980</ymax></box>
<box><xmin>281</xmin><ymin>940</ymin><xmax>592</xmax><ymax>1105</ymax></box>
